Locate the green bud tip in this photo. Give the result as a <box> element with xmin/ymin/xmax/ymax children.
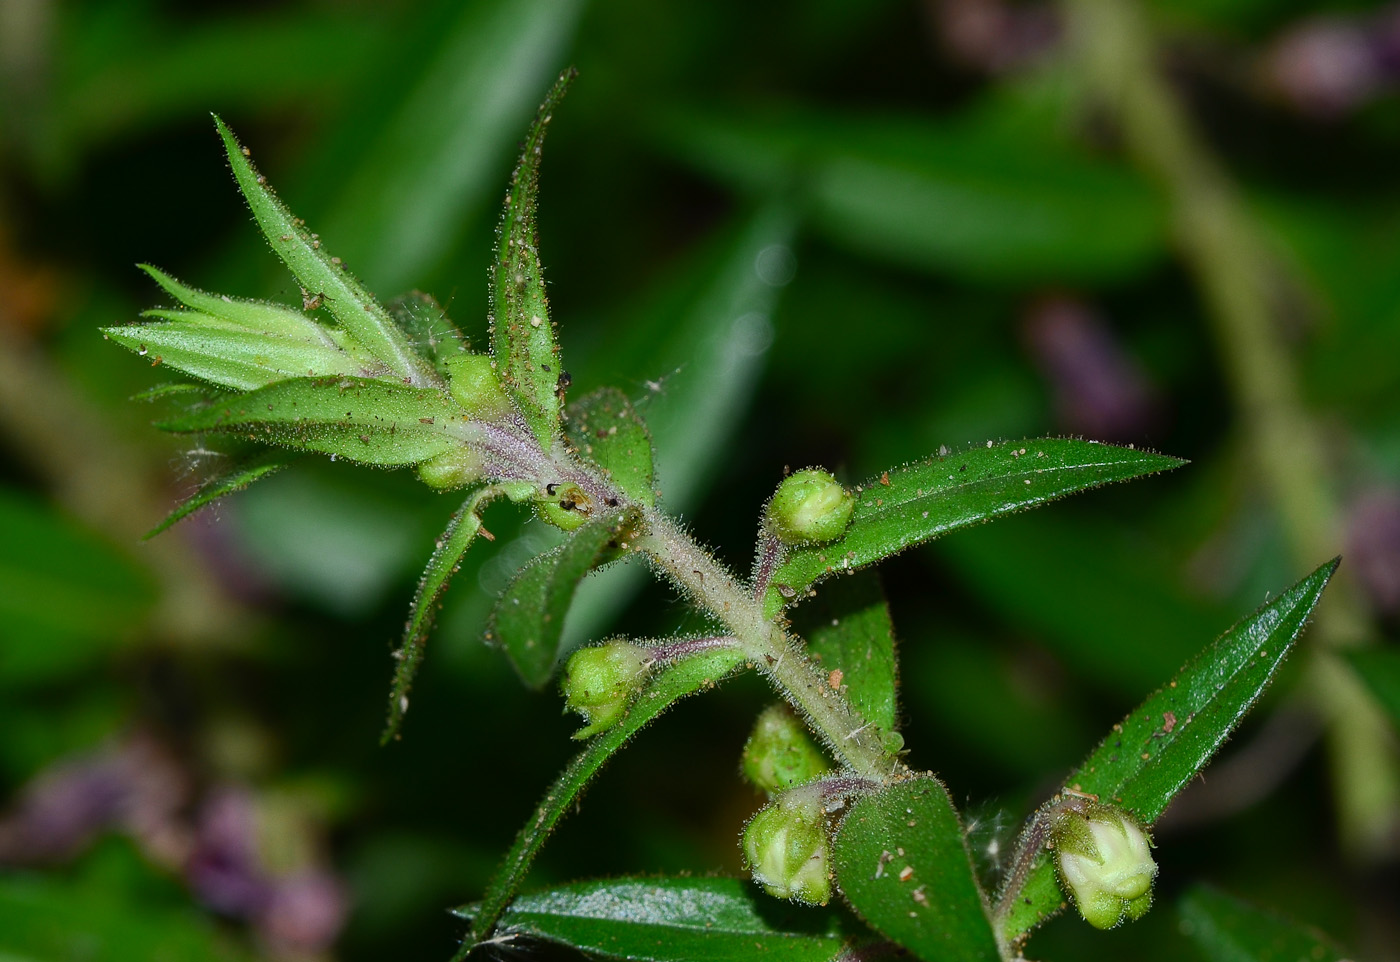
<box><xmin>765</xmin><ymin>468</ymin><xmax>855</xmax><ymax>545</ymax></box>
<box><xmin>1053</xmin><ymin>801</ymin><xmax>1157</xmax><ymax>930</ymax></box>
<box><xmin>561</xmin><ymin>640</ymin><xmax>650</xmax><ymax>738</ymax></box>
<box><xmin>742</xmin><ymin>793</ymin><xmax>832</xmax><ymax>905</ymax></box>
<box><xmin>742</xmin><ymin>705</ymin><xmax>830</xmax><ymax>795</ymax></box>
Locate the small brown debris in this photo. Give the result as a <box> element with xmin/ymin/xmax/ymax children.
<box><xmin>828</xmin><ymin>668</ymin><xmax>844</xmax><ymax>690</ymax></box>
<box><xmin>898</xmin><ymin>866</ymin><xmax>914</xmax><ymax>882</ymax></box>
<box><xmin>1162</xmin><ymin>711</ymin><xmax>1177</xmax><ymax>733</ymax></box>
<box><xmin>879</xmin><ymin>472</ymin><xmax>891</xmax><ymax>486</ymax></box>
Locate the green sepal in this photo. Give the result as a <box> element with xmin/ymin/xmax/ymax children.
<box><xmin>145</xmin><ymin>448</ymin><xmax>298</xmax><ymax>539</ymax></box>
<box><xmin>157</xmin><ymin>376</ymin><xmax>462</xmax><ymax>467</ymax></box>
<box><xmin>138</xmin><ymin>264</ymin><xmax>335</xmax><ymax>341</ymax></box>
<box><xmin>566</xmin><ymin>387</ymin><xmax>656</xmax><ymax>507</ymax></box>
<box><xmin>488</xmin><ymin>69</ymin><xmax>575</xmax><ymax>449</ymax></box>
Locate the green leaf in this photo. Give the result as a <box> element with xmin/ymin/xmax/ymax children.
<box><xmin>386</xmin><ymin>291</ymin><xmax>467</xmax><ymax>376</ymax></box>
<box><xmin>146</xmin><ymin>448</ymin><xmax>297</xmax><ymax>539</ymax></box>
<box><xmin>213</xmin><ymin>116</ymin><xmax>434</xmax><ymax>385</ymax></box>
<box><xmin>794</xmin><ymin>572</ymin><xmax>898</xmax><ymax>735</ymax></box>
<box><xmin>460</xmin><ymin>876</ymin><xmax>867</xmax><ymax>962</ymax></box>
<box><xmin>383</xmin><ymin>486</ymin><xmax>501</xmax><ymax>743</ymax></box>
<box><xmin>489</xmin><ymin>509</ymin><xmax>639</xmax><ymax>687</ymax></box>
<box><xmin>1178</xmin><ymin>884</ymin><xmax>1349</xmax><ymax>962</ymax></box>
<box><xmin>465</xmin><ymin>647</ymin><xmax>747</xmax><ymax>950</ymax></box>
<box><xmin>764</xmin><ymin>439</ymin><xmax>1185</xmax><ymax>616</ymax></box>
<box><xmin>566</xmin><ymin>387</ymin><xmax>656</xmax><ymax>508</ymax></box>
<box><xmin>103</xmin><ymin>320</ymin><xmax>377</xmax><ymax>392</ymax></box>
<box><xmin>1344</xmin><ymin>648</ymin><xmax>1400</xmax><ymax>730</ymax></box>
<box><xmin>833</xmin><ymin>778</ymin><xmax>1001</xmax><ymax>962</ymax></box>
<box><xmin>137</xmin><ymin>264</ymin><xmax>334</xmax><ymax>341</ymax></box>
<box><xmin>157</xmin><ymin>376</ymin><xmax>460</xmax><ymax>467</ymax></box>
<box><xmin>999</xmin><ymin>558</ymin><xmax>1338</xmax><ymax>943</ymax></box>
<box><xmin>489</xmin><ymin>69</ymin><xmax>575</xmax><ymax>450</ymax></box>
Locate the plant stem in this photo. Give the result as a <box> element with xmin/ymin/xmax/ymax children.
<box><xmin>636</xmin><ymin>508</ymin><xmax>897</xmax><ymax>780</ymax></box>
<box><xmin>1064</xmin><ymin>0</ymin><xmax>1400</xmax><ymax>855</ymax></box>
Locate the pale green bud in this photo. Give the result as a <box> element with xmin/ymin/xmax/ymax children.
<box><xmin>765</xmin><ymin>469</ymin><xmax>854</xmax><ymax>545</ymax></box>
<box><xmin>415</xmin><ymin>448</ymin><xmax>486</xmax><ymax>490</ymax></box>
<box><xmin>444</xmin><ymin>354</ymin><xmax>513</xmax><ymax>421</ymax></box>
<box><xmin>742</xmin><ymin>705</ymin><xmax>830</xmax><ymax>795</ymax></box>
<box><xmin>1053</xmin><ymin>802</ymin><xmax>1157</xmax><ymax>930</ymax></box>
<box><xmin>561</xmin><ymin>640</ymin><xmax>650</xmax><ymax>738</ymax></box>
<box><xmin>742</xmin><ymin>794</ymin><xmax>831</xmax><ymax>905</ymax></box>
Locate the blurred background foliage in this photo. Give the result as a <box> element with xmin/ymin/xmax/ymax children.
<box><xmin>1</xmin><ymin>0</ymin><xmax>1399</xmax><ymax>959</ymax></box>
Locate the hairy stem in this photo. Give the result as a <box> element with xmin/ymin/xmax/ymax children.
<box><xmin>1064</xmin><ymin>0</ymin><xmax>1400</xmax><ymax>857</ymax></box>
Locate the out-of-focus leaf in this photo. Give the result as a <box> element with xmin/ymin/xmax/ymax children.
<box><xmin>794</xmin><ymin>572</ymin><xmax>898</xmax><ymax>735</ymax></box>
<box><xmin>1000</xmin><ymin>559</ymin><xmax>1338</xmax><ymax>942</ymax></box>
<box><xmin>833</xmin><ymin>778</ymin><xmax>1000</xmax><ymax>962</ymax></box>
<box><xmin>158</xmin><ymin>376</ymin><xmax>460</xmax><ymax>467</ymax></box>
<box><xmin>566</xmin><ymin>387</ymin><xmax>656</xmax><ymax>508</ymax></box>
<box><xmin>387</xmin><ymin>292</ymin><xmax>468</xmax><ymax>376</ymax></box>
<box><xmin>659</xmin><ymin>105</ymin><xmax>1166</xmax><ymax>283</ymax></box>
<box><xmin>458</xmin><ymin>876</ymin><xmax>866</xmax><ymax>962</ymax></box>
<box><xmin>489</xmin><ymin>69</ymin><xmax>574</xmax><ymax>450</ymax></box>
<box><xmin>1178</xmin><ymin>884</ymin><xmax>1349</xmax><ymax>962</ymax></box>
<box><xmin>1345</xmin><ymin>648</ymin><xmax>1400</xmax><ymax>730</ymax></box>
<box><xmin>214</xmin><ymin>117</ymin><xmax>434</xmax><ymax>385</ymax></box>
<box><xmin>0</xmin><ymin>491</ymin><xmax>154</xmax><ymax>685</ymax></box>
<box><xmin>384</xmin><ymin>486</ymin><xmax>501</xmax><ymax>742</ymax></box>
<box><xmin>0</xmin><ymin>873</ymin><xmax>245</xmax><ymax>962</ymax></box>
<box><xmin>489</xmin><ymin>510</ymin><xmax>638</xmax><ymax>687</ymax></box>
<box><xmin>146</xmin><ymin>448</ymin><xmax>296</xmax><ymax>539</ymax></box>
<box><xmin>318</xmin><ymin>0</ymin><xmax>588</xmax><ymax>292</ymax></box>
<box><xmin>465</xmin><ymin>647</ymin><xmax>747</xmax><ymax>950</ymax></box>
<box><xmin>764</xmin><ymin>440</ymin><xmax>1185</xmax><ymax>616</ymax></box>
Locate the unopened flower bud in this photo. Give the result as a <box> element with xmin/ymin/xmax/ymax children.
<box><xmin>742</xmin><ymin>793</ymin><xmax>831</xmax><ymax>905</ymax></box>
<box><xmin>561</xmin><ymin>640</ymin><xmax>650</xmax><ymax>738</ymax></box>
<box><xmin>742</xmin><ymin>705</ymin><xmax>830</xmax><ymax>794</ymax></box>
<box><xmin>1053</xmin><ymin>802</ymin><xmax>1157</xmax><ymax>930</ymax></box>
<box><xmin>444</xmin><ymin>354</ymin><xmax>513</xmax><ymax>421</ymax></box>
<box><xmin>415</xmin><ymin>448</ymin><xmax>486</xmax><ymax>491</ymax></box>
<box><xmin>765</xmin><ymin>469</ymin><xmax>854</xmax><ymax>545</ymax></box>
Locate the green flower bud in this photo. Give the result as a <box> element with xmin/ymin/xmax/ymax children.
<box><xmin>765</xmin><ymin>469</ymin><xmax>855</xmax><ymax>545</ymax></box>
<box><xmin>536</xmin><ymin>482</ymin><xmax>594</xmax><ymax>532</ymax></box>
<box><xmin>444</xmin><ymin>354</ymin><xmax>513</xmax><ymax>421</ymax></box>
<box><xmin>742</xmin><ymin>705</ymin><xmax>830</xmax><ymax>794</ymax></box>
<box><xmin>742</xmin><ymin>794</ymin><xmax>831</xmax><ymax>905</ymax></box>
<box><xmin>415</xmin><ymin>448</ymin><xmax>486</xmax><ymax>490</ymax></box>
<box><xmin>1053</xmin><ymin>802</ymin><xmax>1157</xmax><ymax>930</ymax></box>
<box><xmin>561</xmin><ymin>640</ymin><xmax>650</xmax><ymax>738</ymax></box>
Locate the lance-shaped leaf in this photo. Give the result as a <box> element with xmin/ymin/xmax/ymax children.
<box><xmin>465</xmin><ymin>647</ymin><xmax>747</xmax><ymax>951</ymax></box>
<box><xmin>833</xmin><ymin>778</ymin><xmax>1001</xmax><ymax>962</ymax></box>
<box><xmin>997</xmin><ymin>559</ymin><xmax>1338</xmax><ymax>944</ymax></box>
<box><xmin>146</xmin><ymin>449</ymin><xmax>297</xmax><ymax>539</ymax></box>
<box><xmin>159</xmin><ymin>376</ymin><xmax>461</xmax><ymax>467</ymax></box>
<box><xmin>387</xmin><ymin>292</ymin><xmax>468</xmax><ymax>377</ymax></box>
<box><xmin>214</xmin><ymin>116</ymin><xmax>435</xmax><ymax>386</ymax></box>
<box><xmin>1178</xmin><ymin>885</ymin><xmax>1349</xmax><ymax>962</ymax></box>
<box><xmin>489</xmin><ymin>69</ymin><xmax>574</xmax><ymax>448</ymax></box>
<box><xmin>137</xmin><ymin>264</ymin><xmax>335</xmax><ymax>341</ymax></box>
<box><xmin>489</xmin><ymin>509</ymin><xmax>639</xmax><ymax>687</ymax></box>
<box><xmin>794</xmin><ymin>572</ymin><xmax>898</xmax><ymax>735</ymax></box>
<box><xmin>566</xmin><ymin>387</ymin><xmax>656</xmax><ymax>508</ymax></box>
<box><xmin>457</xmin><ymin>876</ymin><xmax>869</xmax><ymax>962</ymax></box>
<box><xmin>383</xmin><ymin>486</ymin><xmax>501</xmax><ymax>742</ymax></box>
<box><xmin>763</xmin><ymin>439</ymin><xmax>1184</xmax><ymax>617</ymax></box>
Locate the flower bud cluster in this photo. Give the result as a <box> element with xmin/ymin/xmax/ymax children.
<box><xmin>1052</xmin><ymin>801</ymin><xmax>1157</xmax><ymax>930</ymax></box>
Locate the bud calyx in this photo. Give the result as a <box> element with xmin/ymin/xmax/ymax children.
<box><xmin>765</xmin><ymin>469</ymin><xmax>855</xmax><ymax>545</ymax></box>
<box><xmin>561</xmin><ymin>640</ymin><xmax>650</xmax><ymax>738</ymax></box>
<box><xmin>742</xmin><ymin>792</ymin><xmax>831</xmax><ymax>905</ymax></box>
<box><xmin>742</xmin><ymin>705</ymin><xmax>830</xmax><ymax>795</ymax></box>
<box><xmin>1053</xmin><ymin>801</ymin><xmax>1157</xmax><ymax>930</ymax></box>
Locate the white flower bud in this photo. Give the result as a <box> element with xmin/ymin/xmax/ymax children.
<box><xmin>1053</xmin><ymin>802</ymin><xmax>1157</xmax><ymax>930</ymax></box>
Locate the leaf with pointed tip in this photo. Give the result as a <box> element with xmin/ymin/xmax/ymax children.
<box><xmin>103</xmin><ymin>321</ymin><xmax>378</xmax><ymax>392</ymax></box>
<box><xmin>456</xmin><ymin>876</ymin><xmax>869</xmax><ymax>962</ymax></box>
<box><xmin>566</xmin><ymin>387</ymin><xmax>655</xmax><ymax>508</ymax></box>
<box><xmin>146</xmin><ymin>449</ymin><xmax>297</xmax><ymax>539</ymax></box>
<box><xmin>213</xmin><ymin>116</ymin><xmax>434</xmax><ymax>385</ymax></box>
<box><xmin>138</xmin><ymin>264</ymin><xmax>332</xmax><ymax>341</ymax></box>
<box><xmin>157</xmin><ymin>376</ymin><xmax>461</xmax><ymax>467</ymax></box>
<box><xmin>383</xmin><ymin>486</ymin><xmax>500</xmax><ymax>742</ymax></box>
<box><xmin>489</xmin><ymin>69</ymin><xmax>574</xmax><ymax>448</ymax></box>
<box><xmin>1178</xmin><ymin>885</ymin><xmax>1349</xmax><ymax>962</ymax></box>
<box><xmin>763</xmin><ymin>439</ymin><xmax>1185</xmax><ymax>617</ymax></box>
<box><xmin>387</xmin><ymin>292</ymin><xmax>468</xmax><ymax>377</ymax></box>
<box><xmin>489</xmin><ymin>509</ymin><xmax>639</xmax><ymax>687</ymax></box>
<box><xmin>998</xmin><ymin>559</ymin><xmax>1338</xmax><ymax>944</ymax></box>
<box><xmin>795</xmin><ymin>573</ymin><xmax>897</xmax><ymax>735</ymax></box>
<box><xmin>466</xmin><ymin>647</ymin><xmax>747</xmax><ymax>950</ymax></box>
<box><xmin>833</xmin><ymin>778</ymin><xmax>1001</xmax><ymax>962</ymax></box>
<box><xmin>1344</xmin><ymin>648</ymin><xmax>1400</xmax><ymax>730</ymax></box>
